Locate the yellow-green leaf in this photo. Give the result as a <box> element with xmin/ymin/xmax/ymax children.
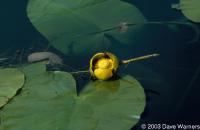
<box><xmin>0</xmin><ymin>68</ymin><xmax>24</xmax><ymax>108</ymax></box>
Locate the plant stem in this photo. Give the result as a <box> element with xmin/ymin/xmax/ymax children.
<box><xmin>52</xmin><ymin>20</ymin><xmax>199</xmax><ymax>44</ymax></box>
<box><xmin>0</xmin><ymin>58</ymin><xmax>8</xmax><ymax>62</ymax></box>
<box><xmin>70</xmin><ymin>70</ymin><xmax>89</xmax><ymax>74</ymax></box>
<box><xmin>69</xmin><ymin>53</ymin><xmax>160</xmax><ymax>74</ymax></box>
<box><xmin>121</xmin><ymin>53</ymin><xmax>160</xmax><ymax>64</ymax></box>
<box><xmin>176</xmin><ymin>66</ymin><xmax>200</xmax><ymax>113</ymax></box>
<box><xmin>128</xmin><ymin>21</ymin><xmax>199</xmax><ymax>43</ymax></box>
<box><xmin>83</xmin><ymin>21</ymin><xmax>198</xmax><ymax>36</ymax></box>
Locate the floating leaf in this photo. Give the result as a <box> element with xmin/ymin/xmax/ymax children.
<box><xmin>105</xmin><ymin>25</ymin><xmax>144</xmax><ymax>45</ymax></box>
<box><xmin>27</xmin><ymin>0</ymin><xmax>145</xmax><ymax>55</ymax></box>
<box><xmin>172</xmin><ymin>0</ymin><xmax>200</xmax><ymax>22</ymax></box>
<box><xmin>0</xmin><ymin>63</ymin><xmax>145</xmax><ymax>130</ymax></box>
<box><xmin>0</xmin><ymin>68</ymin><xmax>24</xmax><ymax>108</ymax></box>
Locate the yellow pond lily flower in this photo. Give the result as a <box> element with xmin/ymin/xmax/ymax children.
<box><xmin>89</xmin><ymin>52</ymin><xmax>159</xmax><ymax>81</ymax></box>
<box><xmin>90</xmin><ymin>52</ymin><xmax>119</xmax><ymax>80</ymax></box>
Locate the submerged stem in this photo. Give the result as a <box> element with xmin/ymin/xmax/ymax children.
<box><xmin>176</xmin><ymin>66</ymin><xmax>200</xmax><ymax>113</ymax></box>
<box><xmin>0</xmin><ymin>58</ymin><xmax>9</xmax><ymax>62</ymax></box>
<box><xmin>70</xmin><ymin>70</ymin><xmax>89</xmax><ymax>74</ymax></box>
<box><xmin>121</xmin><ymin>53</ymin><xmax>160</xmax><ymax>64</ymax></box>
<box><xmin>128</xmin><ymin>21</ymin><xmax>199</xmax><ymax>44</ymax></box>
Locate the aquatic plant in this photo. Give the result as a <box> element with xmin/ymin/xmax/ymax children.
<box><xmin>0</xmin><ymin>68</ymin><xmax>24</xmax><ymax>108</ymax></box>
<box><xmin>27</xmin><ymin>0</ymin><xmax>146</xmax><ymax>55</ymax></box>
<box><xmin>0</xmin><ymin>62</ymin><xmax>145</xmax><ymax>130</ymax></box>
<box><xmin>27</xmin><ymin>0</ymin><xmax>200</xmax><ymax>56</ymax></box>
<box><xmin>171</xmin><ymin>0</ymin><xmax>200</xmax><ymax>23</ymax></box>
<box><xmin>1</xmin><ymin>0</ymin><xmax>198</xmax><ymax>129</ymax></box>
<box><xmin>90</xmin><ymin>52</ymin><xmax>119</xmax><ymax>80</ymax></box>
<box><xmin>89</xmin><ymin>52</ymin><xmax>159</xmax><ymax>80</ymax></box>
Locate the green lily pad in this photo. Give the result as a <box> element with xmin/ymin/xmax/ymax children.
<box><xmin>172</xmin><ymin>0</ymin><xmax>200</xmax><ymax>22</ymax></box>
<box><xmin>27</xmin><ymin>0</ymin><xmax>145</xmax><ymax>55</ymax></box>
<box><xmin>105</xmin><ymin>25</ymin><xmax>144</xmax><ymax>45</ymax></box>
<box><xmin>0</xmin><ymin>62</ymin><xmax>145</xmax><ymax>130</ymax></box>
<box><xmin>0</xmin><ymin>68</ymin><xmax>25</xmax><ymax>108</ymax></box>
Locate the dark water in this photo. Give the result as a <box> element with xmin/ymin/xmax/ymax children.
<box><xmin>0</xmin><ymin>0</ymin><xmax>200</xmax><ymax>129</ymax></box>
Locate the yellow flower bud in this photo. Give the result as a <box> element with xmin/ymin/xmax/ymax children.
<box><xmin>90</xmin><ymin>52</ymin><xmax>119</xmax><ymax>80</ymax></box>
<box><xmin>95</xmin><ymin>58</ymin><xmax>113</xmax><ymax>69</ymax></box>
<box><xmin>94</xmin><ymin>69</ymin><xmax>113</xmax><ymax>80</ymax></box>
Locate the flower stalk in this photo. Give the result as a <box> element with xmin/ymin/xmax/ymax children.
<box><xmin>121</xmin><ymin>53</ymin><xmax>160</xmax><ymax>64</ymax></box>
<box><xmin>70</xmin><ymin>53</ymin><xmax>160</xmax><ymax>80</ymax></box>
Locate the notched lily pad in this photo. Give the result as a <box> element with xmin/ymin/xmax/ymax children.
<box><xmin>27</xmin><ymin>0</ymin><xmax>146</xmax><ymax>55</ymax></box>
<box><xmin>0</xmin><ymin>68</ymin><xmax>25</xmax><ymax>108</ymax></box>
<box><xmin>0</xmin><ymin>63</ymin><xmax>145</xmax><ymax>130</ymax></box>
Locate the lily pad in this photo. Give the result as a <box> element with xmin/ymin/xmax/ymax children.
<box><xmin>105</xmin><ymin>25</ymin><xmax>144</xmax><ymax>45</ymax></box>
<box><xmin>27</xmin><ymin>0</ymin><xmax>146</xmax><ymax>55</ymax></box>
<box><xmin>172</xmin><ymin>0</ymin><xmax>200</xmax><ymax>22</ymax></box>
<box><xmin>0</xmin><ymin>68</ymin><xmax>25</xmax><ymax>108</ymax></box>
<box><xmin>0</xmin><ymin>63</ymin><xmax>145</xmax><ymax>130</ymax></box>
